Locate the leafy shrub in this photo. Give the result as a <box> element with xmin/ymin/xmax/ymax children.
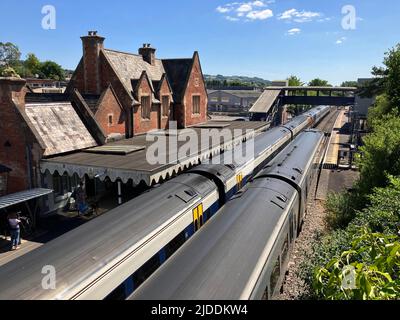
<box><xmin>324</xmin><ymin>191</ymin><xmax>360</xmax><ymax>230</ymax></box>
<box><xmin>313</xmin><ymin>228</ymin><xmax>400</xmax><ymax>300</ymax></box>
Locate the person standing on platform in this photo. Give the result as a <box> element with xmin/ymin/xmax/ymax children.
<box><xmin>8</xmin><ymin>212</ymin><xmax>21</xmax><ymax>251</ymax></box>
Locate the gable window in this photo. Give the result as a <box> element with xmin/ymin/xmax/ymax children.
<box><xmin>141</xmin><ymin>96</ymin><xmax>151</xmax><ymax>120</ymax></box>
<box><xmin>162</xmin><ymin>95</ymin><xmax>170</xmax><ymax>117</ymax></box>
<box><xmin>192</xmin><ymin>95</ymin><xmax>201</xmax><ymax>115</ymax></box>
<box><xmin>108</xmin><ymin>114</ymin><xmax>113</xmax><ymax>126</ymax></box>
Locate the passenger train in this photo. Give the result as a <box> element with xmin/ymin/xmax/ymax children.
<box><xmin>130</xmin><ymin>129</ymin><xmax>326</xmax><ymax>300</ymax></box>
<box><xmin>0</xmin><ymin>106</ymin><xmax>330</xmax><ymax>300</ymax></box>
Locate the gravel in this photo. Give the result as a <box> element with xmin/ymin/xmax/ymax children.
<box><xmin>277</xmin><ymin>177</ymin><xmax>329</xmax><ymax>300</ymax></box>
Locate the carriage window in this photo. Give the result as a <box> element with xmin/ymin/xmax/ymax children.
<box><xmin>132</xmin><ymin>253</ymin><xmax>161</xmax><ymax>290</ymax></box>
<box><xmin>165</xmin><ymin>231</ymin><xmax>186</xmax><ymax>259</ymax></box>
<box><xmin>270</xmin><ymin>257</ymin><xmax>281</xmax><ymax>294</ymax></box>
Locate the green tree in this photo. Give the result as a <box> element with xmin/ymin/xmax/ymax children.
<box><xmin>287</xmin><ymin>75</ymin><xmax>304</xmax><ymax>87</ymax></box>
<box><xmin>356</xmin><ymin>114</ymin><xmax>400</xmax><ymax>195</ymax></box>
<box><xmin>308</xmin><ymin>78</ymin><xmax>331</xmax><ymax>87</ymax></box>
<box><xmin>38</xmin><ymin>61</ymin><xmax>65</xmax><ymax>80</ymax></box>
<box><xmin>24</xmin><ymin>53</ymin><xmax>41</xmax><ymax>77</ymax></box>
<box><xmin>367</xmin><ymin>94</ymin><xmax>395</xmax><ymax>122</ymax></box>
<box><xmin>0</xmin><ymin>42</ymin><xmax>21</xmax><ymax>67</ymax></box>
<box><xmin>359</xmin><ymin>44</ymin><xmax>400</xmax><ymax>111</ymax></box>
<box><xmin>341</xmin><ymin>81</ymin><xmax>358</xmax><ymax>87</ymax></box>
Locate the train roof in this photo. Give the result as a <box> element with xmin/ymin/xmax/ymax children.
<box><xmin>129</xmin><ymin>178</ymin><xmax>296</xmax><ymax>300</ymax></box>
<box><xmin>255</xmin><ymin>130</ymin><xmax>324</xmax><ymax>188</ymax></box>
<box><xmin>0</xmin><ymin>173</ymin><xmax>216</xmax><ymax>300</ymax></box>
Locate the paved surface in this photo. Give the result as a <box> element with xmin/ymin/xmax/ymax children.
<box><xmin>316</xmin><ymin>108</ymin><xmax>355</xmax><ymax>200</ymax></box>
<box><xmin>324</xmin><ymin>109</ymin><xmax>349</xmax><ymax>167</ymax></box>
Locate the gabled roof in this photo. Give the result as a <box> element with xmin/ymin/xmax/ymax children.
<box><xmin>131</xmin><ymin>71</ymin><xmax>160</xmax><ymax>104</ymax></box>
<box><xmin>81</xmin><ymin>94</ymin><xmax>101</xmax><ymax>113</ymax></box>
<box><xmin>97</xmin><ymin>84</ymin><xmax>124</xmax><ymax>113</ymax></box>
<box><xmin>162</xmin><ymin>57</ymin><xmax>194</xmax><ymax>104</ymax></box>
<box><xmin>25</xmin><ymin>102</ymin><xmax>98</xmax><ymax>156</ymax></box>
<box><xmin>152</xmin><ymin>73</ymin><xmax>175</xmax><ymax>103</ymax></box>
<box><xmin>103</xmin><ymin>49</ymin><xmax>165</xmax><ymax>97</ymax></box>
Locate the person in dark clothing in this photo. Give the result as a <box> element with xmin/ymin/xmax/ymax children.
<box><xmin>75</xmin><ymin>182</ymin><xmax>88</xmax><ymax>216</ymax></box>
<box><xmin>7</xmin><ymin>212</ymin><xmax>21</xmax><ymax>251</ymax></box>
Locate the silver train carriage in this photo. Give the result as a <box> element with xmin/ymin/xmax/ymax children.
<box><xmin>129</xmin><ymin>130</ymin><xmax>324</xmax><ymax>300</ymax></box>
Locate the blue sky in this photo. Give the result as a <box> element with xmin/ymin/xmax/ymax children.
<box><xmin>1</xmin><ymin>0</ymin><xmax>399</xmax><ymax>85</ymax></box>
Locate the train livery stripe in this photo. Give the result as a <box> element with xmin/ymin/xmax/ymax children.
<box><xmin>68</xmin><ymin>190</ymin><xmax>219</xmax><ymax>300</ymax></box>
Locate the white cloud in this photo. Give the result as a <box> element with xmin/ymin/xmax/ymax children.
<box><xmin>216</xmin><ymin>6</ymin><xmax>231</xmax><ymax>13</ymax></box>
<box><xmin>336</xmin><ymin>36</ymin><xmax>347</xmax><ymax>45</ymax></box>
<box><xmin>287</xmin><ymin>28</ymin><xmax>301</xmax><ymax>35</ymax></box>
<box><xmin>252</xmin><ymin>1</ymin><xmax>266</xmax><ymax>7</ymax></box>
<box><xmin>247</xmin><ymin>9</ymin><xmax>274</xmax><ymax>20</ymax></box>
<box><xmin>216</xmin><ymin>1</ymin><xmax>274</xmax><ymax>22</ymax></box>
<box><xmin>226</xmin><ymin>16</ymin><xmax>240</xmax><ymax>21</ymax></box>
<box><xmin>278</xmin><ymin>8</ymin><xmax>322</xmax><ymax>23</ymax></box>
<box><xmin>237</xmin><ymin>4</ymin><xmax>253</xmax><ymax>12</ymax></box>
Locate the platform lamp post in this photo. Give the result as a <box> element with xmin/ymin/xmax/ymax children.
<box><xmin>94</xmin><ymin>171</ymin><xmax>107</xmax><ymax>206</ymax></box>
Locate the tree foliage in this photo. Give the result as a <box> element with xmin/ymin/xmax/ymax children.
<box><xmin>304</xmin><ymin>177</ymin><xmax>400</xmax><ymax>300</ymax></box>
<box><xmin>308</xmin><ymin>78</ymin><xmax>331</xmax><ymax>87</ymax></box>
<box><xmin>24</xmin><ymin>53</ymin><xmax>41</xmax><ymax>77</ymax></box>
<box><xmin>356</xmin><ymin>114</ymin><xmax>400</xmax><ymax>195</ymax></box>
<box><xmin>39</xmin><ymin>61</ymin><xmax>65</xmax><ymax>81</ymax></box>
<box><xmin>341</xmin><ymin>81</ymin><xmax>358</xmax><ymax>88</ymax></box>
<box><xmin>313</xmin><ymin>228</ymin><xmax>400</xmax><ymax>300</ymax></box>
<box><xmin>287</xmin><ymin>75</ymin><xmax>304</xmax><ymax>87</ymax></box>
<box><xmin>0</xmin><ymin>42</ymin><xmax>21</xmax><ymax>66</ymax></box>
<box><xmin>359</xmin><ymin>44</ymin><xmax>400</xmax><ymax>112</ymax></box>
<box><xmin>0</xmin><ymin>42</ymin><xmax>65</xmax><ymax>80</ymax></box>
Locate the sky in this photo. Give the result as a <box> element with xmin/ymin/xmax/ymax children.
<box><xmin>1</xmin><ymin>0</ymin><xmax>400</xmax><ymax>85</ymax></box>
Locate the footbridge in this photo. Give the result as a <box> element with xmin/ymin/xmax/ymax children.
<box><xmin>250</xmin><ymin>86</ymin><xmax>357</xmax><ymax>123</ymax></box>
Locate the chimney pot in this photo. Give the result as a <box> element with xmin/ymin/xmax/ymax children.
<box><xmin>139</xmin><ymin>44</ymin><xmax>156</xmax><ymax>66</ymax></box>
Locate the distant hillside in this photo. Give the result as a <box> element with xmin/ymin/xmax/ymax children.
<box><xmin>204</xmin><ymin>74</ymin><xmax>271</xmax><ymax>89</ymax></box>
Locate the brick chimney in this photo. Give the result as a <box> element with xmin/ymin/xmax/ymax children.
<box><xmin>0</xmin><ymin>77</ymin><xmax>27</xmax><ymax>111</ymax></box>
<box><xmin>81</xmin><ymin>31</ymin><xmax>105</xmax><ymax>95</ymax></box>
<box><xmin>139</xmin><ymin>43</ymin><xmax>156</xmax><ymax>66</ymax></box>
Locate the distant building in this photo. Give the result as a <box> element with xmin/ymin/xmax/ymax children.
<box><xmin>208</xmin><ymin>90</ymin><xmax>261</xmax><ymax>112</ymax></box>
<box><xmin>26</xmin><ymin>78</ymin><xmax>68</xmax><ymax>93</ymax></box>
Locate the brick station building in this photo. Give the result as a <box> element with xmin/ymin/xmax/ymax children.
<box><xmin>0</xmin><ymin>31</ymin><xmax>208</xmax><ymax>212</ymax></box>
<box><xmin>68</xmin><ymin>31</ymin><xmax>208</xmax><ymax>137</ymax></box>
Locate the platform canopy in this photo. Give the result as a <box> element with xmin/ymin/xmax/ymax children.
<box><xmin>0</xmin><ymin>188</ymin><xmax>53</xmax><ymax>210</ymax></box>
